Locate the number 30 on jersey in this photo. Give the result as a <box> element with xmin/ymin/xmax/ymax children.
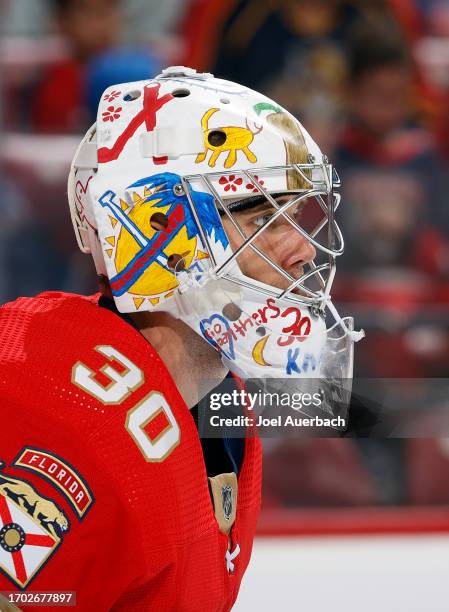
<box><xmin>72</xmin><ymin>345</ymin><xmax>180</xmax><ymax>462</ymax></box>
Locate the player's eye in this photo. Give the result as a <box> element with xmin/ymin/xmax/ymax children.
<box><xmin>252</xmin><ymin>213</ymin><xmax>275</xmax><ymax>228</ymax></box>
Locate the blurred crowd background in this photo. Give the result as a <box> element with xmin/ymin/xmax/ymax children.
<box><xmin>1</xmin><ymin>0</ymin><xmax>449</xmax><ymax>513</ymax></box>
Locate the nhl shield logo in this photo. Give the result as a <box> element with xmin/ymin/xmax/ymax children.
<box><xmin>221</xmin><ymin>485</ymin><xmax>233</xmax><ymax>522</ymax></box>
<box><xmin>0</xmin><ymin>464</ymin><xmax>70</xmax><ymax>589</ymax></box>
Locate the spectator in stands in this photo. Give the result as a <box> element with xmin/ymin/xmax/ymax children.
<box><xmin>334</xmin><ymin>170</ymin><xmax>449</xmax><ymax>379</ymax></box>
<box><xmin>30</xmin><ymin>0</ymin><xmax>122</xmax><ymax>132</ymax></box>
<box><xmin>390</xmin><ymin>0</ymin><xmax>449</xmax><ymax>42</ymax></box>
<box><xmin>179</xmin><ymin>1</ymin><xmax>399</xmax><ymax>154</ymax></box>
<box><xmin>336</xmin><ymin>21</ymin><xmax>432</xmax><ymax>167</ymax></box>
<box><xmin>27</xmin><ymin>0</ymin><xmax>162</xmax><ymax>132</ymax></box>
<box><xmin>339</xmin><ymin>169</ymin><xmax>449</xmax><ymax>276</ymax></box>
<box><xmin>1</xmin><ymin>0</ymin><xmax>184</xmax><ymax>49</ymax></box>
<box><xmin>336</xmin><ymin>20</ymin><xmax>448</xmax><ymax>232</ymax></box>
<box><xmin>184</xmin><ymin>0</ymin><xmax>375</xmax><ymax>89</ymax></box>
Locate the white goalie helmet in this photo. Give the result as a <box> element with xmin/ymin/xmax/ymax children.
<box><xmin>68</xmin><ymin>65</ymin><xmax>363</xmax><ymax>395</ymax></box>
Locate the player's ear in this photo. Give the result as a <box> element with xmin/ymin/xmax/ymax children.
<box><xmin>98</xmin><ymin>275</ymin><xmax>113</xmax><ymax>299</ymax></box>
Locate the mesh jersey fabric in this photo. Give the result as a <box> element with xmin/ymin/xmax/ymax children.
<box><xmin>0</xmin><ymin>291</ymin><xmax>262</xmax><ymax>611</ymax></box>
<box><xmin>97</xmin><ymin>294</ymin><xmax>246</xmax><ymax>478</ymax></box>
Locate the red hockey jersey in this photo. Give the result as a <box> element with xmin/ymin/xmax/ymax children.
<box><xmin>0</xmin><ymin>292</ymin><xmax>262</xmax><ymax>611</ymax></box>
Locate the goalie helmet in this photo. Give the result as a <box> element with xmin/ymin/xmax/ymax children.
<box><xmin>68</xmin><ymin>66</ymin><xmax>362</xmax><ymax>401</ymax></box>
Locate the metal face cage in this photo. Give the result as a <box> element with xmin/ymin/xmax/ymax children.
<box><xmin>181</xmin><ymin>163</ymin><xmax>343</xmax><ymax>309</ymax></box>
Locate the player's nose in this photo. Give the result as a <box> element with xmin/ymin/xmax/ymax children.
<box><xmin>280</xmin><ymin>225</ymin><xmax>316</xmax><ymax>272</ymax></box>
